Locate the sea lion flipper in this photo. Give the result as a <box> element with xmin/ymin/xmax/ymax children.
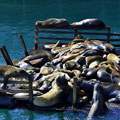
<box><xmin>108</xmin><ymin>96</ymin><xmax>120</xmax><ymax>103</ymax></box>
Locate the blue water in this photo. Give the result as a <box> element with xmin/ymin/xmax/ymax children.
<box><xmin>0</xmin><ymin>0</ymin><xmax>120</xmax><ymax>119</ymax></box>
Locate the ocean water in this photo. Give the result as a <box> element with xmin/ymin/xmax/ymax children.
<box><xmin>0</xmin><ymin>0</ymin><xmax>120</xmax><ymax>119</ymax></box>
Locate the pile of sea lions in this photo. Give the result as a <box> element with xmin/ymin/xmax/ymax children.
<box><xmin>1</xmin><ymin>18</ymin><xmax>120</xmax><ymax>118</ymax></box>
<box><xmin>1</xmin><ymin>34</ymin><xmax>120</xmax><ymax>118</ymax></box>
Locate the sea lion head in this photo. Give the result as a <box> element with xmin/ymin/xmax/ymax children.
<box><xmin>55</xmin><ymin>75</ymin><xmax>68</xmax><ymax>88</ymax></box>
<box><xmin>80</xmin><ymin>79</ymin><xmax>98</xmax><ymax>94</ymax></box>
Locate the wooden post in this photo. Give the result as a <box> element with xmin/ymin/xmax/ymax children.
<box><xmin>35</xmin><ymin>25</ymin><xmax>38</xmax><ymax>49</ymax></box>
<box><xmin>72</xmin><ymin>77</ymin><xmax>77</xmax><ymax>108</ymax></box>
<box><xmin>29</xmin><ymin>76</ymin><xmax>33</xmax><ymax>105</ymax></box>
<box><xmin>74</xmin><ymin>29</ymin><xmax>78</xmax><ymax>38</ymax></box>
<box><xmin>0</xmin><ymin>46</ymin><xmax>13</xmax><ymax>65</ymax></box>
<box><xmin>19</xmin><ymin>34</ymin><xmax>28</xmax><ymax>57</ymax></box>
<box><xmin>107</xmin><ymin>27</ymin><xmax>111</xmax><ymax>43</ymax></box>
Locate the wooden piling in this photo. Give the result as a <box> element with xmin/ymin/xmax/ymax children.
<box><xmin>29</xmin><ymin>76</ymin><xmax>33</xmax><ymax>105</ymax></box>
<box><xmin>35</xmin><ymin>25</ymin><xmax>38</xmax><ymax>49</ymax></box>
<box><xmin>72</xmin><ymin>77</ymin><xmax>77</xmax><ymax>108</ymax></box>
<box><xmin>74</xmin><ymin>29</ymin><xmax>78</xmax><ymax>37</ymax></box>
<box><xmin>0</xmin><ymin>46</ymin><xmax>13</xmax><ymax>65</ymax></box>
<box><xmin>19</xmin><ymin>34</ymin><xmax>29</xmax><ymax>57</ymax></box>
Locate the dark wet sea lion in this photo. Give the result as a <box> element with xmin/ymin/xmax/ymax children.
<box><xmin>71</xmin><ymin>19</ymin><xmax>105</xmax><ymax>29</ymax></box>
<box><xmin>29</xmin><ymin>58</ymin><xmax>46</xmax><ymax>68</ymax></box>
<box><xmin>86</xmin><ymin>66</ymin><xmax>104</xmax><ymax>79</ymax></box>
<box><xmin>97</xmin><ymin>67</ymin><xmax>112</xmax><ymax>83</ymax></box>
<box><xmin>84</xmin><ymin>39</ymin><xmax>104</xmax><ymax>51</ymax></box>
<box><xmin>81</xmin><ymin>49</ymin><xmax>108</xmax><ymax>57</ymax></box>
<box><xmin>80</xmin><ymin>79</ymin><xmax>120</xmax><ymax>103</ymax></box>
<box><xmin>87</xmin><ymin>83</ymin><xmax>107</xmax><ymax>120</ymax></box>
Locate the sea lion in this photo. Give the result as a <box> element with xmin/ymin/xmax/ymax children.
<box><xmin>84</xmin><ymin>39</ymin><xmax>104</xmax><ymax>51</ymax></box>
<box><xmin>88</xmin><ymin>60</ymin><xmax>100</xmax><ymax>69</ymax></box>
<box><xmin>0</xmin><ymin>65</ymin><xmax>31</xmax><ymax>89</ymax></box>
<box><xmin>40</xmin><ymin>62</ymin><xmax>56</xmax><ymax>75</ymax></box>
<box><xmin>86</xmin><ymin>66</ymin><xmax>104</xmax><ymax>79</ymax></box>
<box><xmin>81</xmin><ymin>49</ymin><xmax>108</xmax><ymax>57</ymax></box>
<box><xmin>13</xmin><ymin>91</ymin><xmax>42</xmax><ymax>99</ymax></box>
<box><xmin>71</xmin><ymin>19</ymin><xmax>105</xmax><ymax>29</ymax></box>
<box><xmin>33</xmin><ymin>74</ymin><xmax>69</xmax><ymax>107</ymax></box>
<box><xmin>44</xmin><ymin>40</ymin><xmax>61</xmax><ymax>50</ymax></box>
<box><xmin>36</xmin><ymin>18</ymin><xmax>69</xmax><ymax>28</ymax></box>
<box><xmin>80</xmin><ymin>79</ymin><xmax>120</xmax><ymax>103</ymax></box>
<box><xmin>37</xmin><ymin>72</ymin><xmax>70</xmax><ymax>91</ymax></box>
<box><xmin>87</xmin><ymin>83</ymin><xmax>107</xmax><ymax>119</ymax></box>
<box><xmin>97</xmin><ymin>67</ymin><xmax>112</xmax><ymax>83</ymax></box>
<box><xmin>29</xmin><ymin>58</ymin><xmax>46</xmax><ymax>68</ymax></box>
<box><xmin>107</xmin><ymin>53</ymin><xmax>120</xmax><ymax>65</ymax></box>
<box><xmin>61</xmin><ymin>53</ymin><xmax>81</xmax><ymax>63</ymax></box>
<box><xmin>85</xmin><ymin>55</ymin><xmax>102</xmax><ymax>67</ymax></box>
<box><xmin>64</xmin><ymin>60</ymin><xmax>76</xmax><ymax>70</ymax></box>
<box><xmin>22</xmin><ymin>54</ymin><xmax>47</xmax><ymax>62</ymax></box>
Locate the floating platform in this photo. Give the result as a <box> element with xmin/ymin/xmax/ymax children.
<box><xmin>0</xmin><ymin>20</ymin><xmax>120</xmax><ymax>114</ymax></box>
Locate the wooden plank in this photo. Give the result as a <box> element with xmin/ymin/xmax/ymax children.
<box><xmin>35</xmin><ymin>36</ymin><xmax>73</xmax><ymax>40</ymax></box>
<box><xmin>36</xmin><ymin>25</ymin><xmax>110</xmax><ymax>31</ymax></box>
<box><xmin>36</xmin><ymin>30</ymin><xmax>74</xmax><ymax>34</ymax></box>
<box><xmin>0</xmin><ymin>80</ymin><xmax>29</xmax><ymax>84</ymax></box>
<box><xmin>106</xmin><ymin>39</ymin><xmax>120</xmax><ymax>41</ymax></box>
<box><xmin>36</xmin><ymin>30</ymin><xmax>111</xmax><ymax>36</ymax></box>
<box><xmin>19</xmin><ymin>34</ymin><xmax>29</xmax><ymax>57</ymax></box>
<box><xmin>37</xmin><ymin>38</ymin><xmax>120</xmax><ymax>42</ymax></box>
<box><xmin>112</xmin><ymin>44</ymin><xmax>120</xmax><ymax>47</ymax></box>
<box><xmin>110</xmin><ymin>32</ymin><xmax>120</xmax><ymax>36</ymax></box>
<box><xmin>0</xmin><ymin>88</ymin><xmax>30</xmax><ymax>93</ymax></box>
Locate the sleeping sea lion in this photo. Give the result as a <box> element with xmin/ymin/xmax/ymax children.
<box><xmin>33</xmin><ymin>74</ymin><xmax>69</xmax><ymax>107</ymax></box>
<box><xmin>71</xmin><ymin>19</ymin><xmax>105</xmax><ymax>29</ymax></box>
<box><xmin>36</xmin><ymin>18</ymin><xmax>69</xmax><ymax>28</ymax></box>
<box><xmin>85</xmin><ymin>55</ymin><xmax>102</xmax><ymax>67</ymax></box>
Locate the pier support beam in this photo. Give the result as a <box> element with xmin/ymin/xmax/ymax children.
<box><xmin>0</xmin><ymin>46</ymin><xmax>13</xmax><ymax>65</ymax></box>
<box><xmin>19</xmin><ymin>34</ymin><xmax>29</xmax><ymax>57</ymax></box>
<box><xmin>72</xmin><ymin>77</ymin><xmax>77</xmax><ymax>108</ymax></box>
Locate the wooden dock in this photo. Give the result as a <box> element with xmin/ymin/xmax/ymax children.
<box><xmin>0</xmin><ymin>22</ymin><xmax>120</xmax><ymax>111</ymax></box>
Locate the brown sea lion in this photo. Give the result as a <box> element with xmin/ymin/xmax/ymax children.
<box><xmin>33</xmin><ymin>75</ymin><xmax>69</xmax><ymax>107</ymax></box>
<box><xmin>85</xmin><ymin>55</ymin><xmax>102</xmax><ymax>67</ymax></box>
<box><xmin>36</xmin><ymin>18</ymin><xmax>69</xmax><ymax>28</ymax></box>
<box><xmin>107</xmin><ymin>53</ymin><xmax>120</xmax><ymax>65</ymax></box>
<box><xmin>0</xmin><ymin>65</ymin><xmax>31</xmax><ymax>89</ymax></box>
